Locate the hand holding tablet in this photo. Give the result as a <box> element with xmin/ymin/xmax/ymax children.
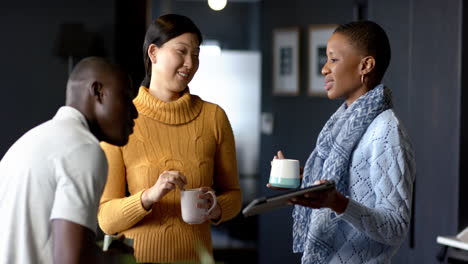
<box><xmin>242</xmin><ymin>181</ymin><xmax>336</xmax><ymax>217</ymax></box>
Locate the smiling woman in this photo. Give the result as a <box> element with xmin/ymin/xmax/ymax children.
<box><xmin>147</xmin><ymin>32</ymin><xmax>200</xmax><ymax>101</ymax></box>
<box><xmin>268</xmin><ymin>21</ymin><xmax>415</xmax><ymax>264</ymax></box>
<box><xmin>97</xmin><ymin>14</ymin><xmax>242</xmax><ymax>263</ymax></box>
<box><xmin>321</xmin><ymin>32</ymin><xmax>372</xmax><ymax>106</ymax></box>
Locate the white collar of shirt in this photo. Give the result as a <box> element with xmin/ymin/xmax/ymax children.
<box><xmin>53</xmin><ymin>106</ymin><xmax>90</xmax><ymax>131</ymax></box>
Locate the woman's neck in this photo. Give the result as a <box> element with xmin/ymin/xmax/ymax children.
<box><xmin>148</xmin><ymin>81</ymin><xmax>182</xmax><ymax>102</ymax></box>
<box><xmin>345</xmin><ymin>85</ymin><xmax>369</xmax><ymax>107</ymax></box>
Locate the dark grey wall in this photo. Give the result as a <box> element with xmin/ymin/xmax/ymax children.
<box><xmin>259</xmin><ymin>0</ymin><xmax>463</xmax><ymax>264</ymax></box>
<box><xmin>0</xmin><ymin>0</ymin><xmax>117</xmax><ymax>157</ymax></box>
<box><xmin>114</xmin><ymin>0</ymin><xmax>147</xmax><ymax>87</ymax></box>
<box><xmin>369</xmin><ymin>0</ymin><xmax>462</xmax><ymax>263</ymax></box>
<box><xmin>0</xmin><ymin>1</ymin><xmax>148</xmax><ymax>158</ymax></box>
<box><xmin>152</xmin><ymin>0</ymin><xmax>260</xmax><ymax>50</ymax></box>
<box><xmin>460</xmin><ymin>0</ymin><xmax>468</xmax><ymax>234</ymax></box>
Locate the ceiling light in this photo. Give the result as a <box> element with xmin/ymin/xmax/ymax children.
<box><xmin>208</xmin><ymin>0</ymin><xmax>227</xmax><ymax>11</ymax></box>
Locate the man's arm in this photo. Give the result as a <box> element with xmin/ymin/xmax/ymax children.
<box><xmin>52</xmin><ymin>219</ymin><xmax>106</xmax><ymax>264</ymax></box>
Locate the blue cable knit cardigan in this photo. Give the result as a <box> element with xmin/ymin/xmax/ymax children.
<box><xmin>295</xmin><ymin>109</ymin><xmax>416</xmax><ymax>263</ymax></box>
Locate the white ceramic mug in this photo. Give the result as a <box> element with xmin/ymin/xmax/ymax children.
<box><xmin>180</xmin><ymin>189</ymin><xmax>217</xmax><ymax>224</ymax></box>
<box><xmin>269</xmin><ymin>159</ymin><xmax>300</xmax><ymax>188</ymax></box>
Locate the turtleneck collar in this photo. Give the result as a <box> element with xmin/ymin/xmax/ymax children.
<box><xmin>133</xmin><ymin>86</ymin><xmax>203</xmax><ymax>125</ymax></box>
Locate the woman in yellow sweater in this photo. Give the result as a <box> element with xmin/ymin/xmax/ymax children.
<box><xmin>97</xmin><ymin>14</ymin><xmax>242</xmax><ymax>263</ymax></box>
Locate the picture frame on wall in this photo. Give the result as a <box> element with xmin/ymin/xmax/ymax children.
<box><xmin>273</xmin><ymin>28</ymin><xmax>299</xmax><ymax>95</ymax></box>
<box><xmin>308</xmin><ymin>25</ymin><xmax>336</xmax><ymax>96</ymax></box>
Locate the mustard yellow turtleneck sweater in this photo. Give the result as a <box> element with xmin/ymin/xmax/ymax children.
<box><xmin>98</xmin><ymin>87</ymin><xmax>242</xmax><ymax>263</ymax></box>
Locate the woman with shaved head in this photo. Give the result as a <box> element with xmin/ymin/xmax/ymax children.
<box><xmin>269</xmin><ymin>21</ymin><xmax>416</xmax><ymax>263</ymax></box>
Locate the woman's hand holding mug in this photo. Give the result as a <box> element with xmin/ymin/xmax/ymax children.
<box><xmin>198</xmin><ymin>187</ymin><xmax>221</xmax><ymax>222</ymax></box>
<box><xmin>267</xmin><ymin>150</ymin><xmax>303</xmax><ymax>190</ymax></box>
<box><xmin>181</xmin><ymin>187</ymin><xmax>219</xmax><ymax>224</ymax></box>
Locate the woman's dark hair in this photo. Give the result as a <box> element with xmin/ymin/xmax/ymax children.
<box><xmin>334</xmin><ymin>20</ymin><xmax>391</xmax><ymax>86</ymax></box>
<box><xmin>141</xmin><ymin>14</ymin><xmax>203</xmax><ymax>87</ymax></box>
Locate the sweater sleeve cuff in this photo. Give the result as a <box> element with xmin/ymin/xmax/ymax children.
<box><xmin>210</xmin><ymin>194</ymin><xmax>240</xmax><ymax>225</ymax></box>
<box><xmin>338</xmin><ymin>198</ymin><xmax>363</xmax><ymax>226</ymax></box>
<box><xmin>122</xmin><ymin>190</ymin><xmax>152</xmax><ymax>221</ymax></box>
<box><xmin>210</xmin><ymin>210</ymin><xmax>223</xmax><ymax>225</ymax></box>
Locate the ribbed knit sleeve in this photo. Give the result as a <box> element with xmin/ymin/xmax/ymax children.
<box><xmin>97</xmin><ymin>142</ymin><xmax>151</xmax><ymax>235</ymax></box>
<box><xmin>211</xmin><ymin>106</ymin><xmax>242</xmax><ymax>224</ymax></box>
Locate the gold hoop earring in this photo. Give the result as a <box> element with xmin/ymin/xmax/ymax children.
<box><xmin>361</xmin><ymin>74</ymin><xmax>365</xmax><ymax>85</ymax></box>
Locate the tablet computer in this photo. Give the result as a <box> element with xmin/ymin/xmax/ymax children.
<box><xmin>242</xmin><ymin>181</ymin><xmax>335</xmax><ymax>217</ymax></box>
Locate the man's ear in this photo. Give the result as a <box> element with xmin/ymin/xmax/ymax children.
<box><xmin>360</xmin><ymin>56</ymin><xmax>376</xmax><ymax>75</ymax></box>
<box><xmin>148</xmin><ymin>44</ymin><xmax>158</xmax><ymax>64</ymax></box>
<box><xmin>90</xmin><ymin>81</ymin><xmax>104</xmax><ymax>103</ymax></box>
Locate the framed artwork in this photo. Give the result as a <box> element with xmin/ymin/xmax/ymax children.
<box><xmin>273</xmin><ymin>28</ymin><xmax>299</xmax><ymax>95</ymax></box>
<box><xmin>308</xmin><ymin>25</ymin><xmax>336</xmax><ymax>96</ymax></box>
